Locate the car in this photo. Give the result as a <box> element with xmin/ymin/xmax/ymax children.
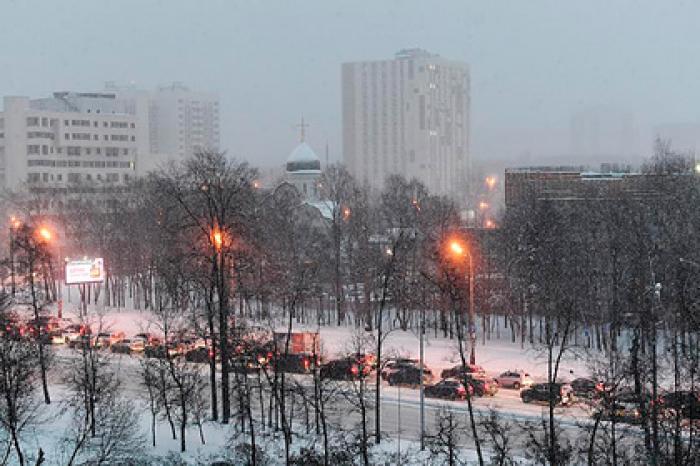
<box><xmin>496</xmin><ymin>370</ymin><xmax>533</xmax><ymax>389</ymax></box>
<box><xmin>232</xmin><ymin>355</ymin><xmax>264</xmax><ymax>374</ymax></box>
<box><xmin>143</xmin><ymin>342</ymin><xmax>170</xmax><ymax>359</ymax></box>
<box><xmin>109</xmin><ymin>332</ymin><xmax>126</xmax><ymax>346</ymax></box>
<box><xmin>185</xmin><ymin>346</ymin><xmax>213</xmax><ymax>363</ymax></box>
<box><xmin>111</xmin><ymin>339</ymin><xmax>133</xmax><ymax>354</ymax></box>
<box><xmin>94</xmin><ymin>332</ymin><xmax>112</xmax><ymax>349</ymax></box>
<box><xmin>658</xmin><ymin>391</ymin><xmax>700</xmax><ymax>420</ymax></box>
<box><xmin>441</xmin><ymin>364</ymin><xmax>486</xmax><ymax>380</ymax></box>
<box><xmin>570</xmin><ymin>378</ymin><xmax>605</xmax><ymax>399</ymax></box>
<box><xmin>594</xmin><ymin>390</ymin><xmax>648</xmax><ymax>424</ymax></box>
<box><xmin>50</xmin><ymin>330</ymin><xmax>65</xmax><ymax>345</ymax></box>
<box><xmin>68</xmin><ymin>335</ymin><xmax>94</xmax><ymax>350</ymax></box>
<box><xmin>425</xmin><ymin>378</ymin><xmax>472</xmax><ymax>400</ymax></box>
<box><xmin>387</xmin><ymin>365</ymin><xmax>433</xmax><ymax>387</ymax></box>
<box><xmin>466</xmin><ymin>376</ymin><xmax>499</xmax><ymax>397</ymax></box>
<box><xmin>63</xmin><ymin>324</ymin><xmax>90</xmax><ymax>344</ymax></box>
<box><xmin>134</xmin><ymin>333</ymin><xmax>157</xmax><ymax>345</ymax></box>
<box><xmin>521</xmin><ymin>383</ymin><xmax>576</xmax><ymax>406</ymax></box>
<box><xmin>129</xmin><ymin>338</ymin><xmax>146</xmax><ymax>353</ymax></box>
<box><xmin>275</xmin><ymin>353</ymin><xmax>316</xmax><ymax>374</ymax></box>
<box><xmin>381</xmin><ymin>359</ymin><xmax>419</xmax><ymax>380</ymax></box>
<box><xmin>320</xmin><ymin>358</ymin><xmax>364</xmax><ymax>380</ymax></box>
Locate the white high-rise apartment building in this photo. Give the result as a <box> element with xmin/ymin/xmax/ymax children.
<box><xmin>0</xmin><ymin>93</ymin><xmax>143</xmax><ymax>191</ymax></box>
<box><xmin>342</xmin><ymin>49</ymin><xmax>470</xmax><ymax>198</ymax></box>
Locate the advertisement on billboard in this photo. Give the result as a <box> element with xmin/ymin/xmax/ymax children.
<box><xmin>65</xmin><ymin>258</ymin><xmax>105</xmax><ymax>285</ymax></box>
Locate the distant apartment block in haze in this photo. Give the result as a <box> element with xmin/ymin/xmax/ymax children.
<box><xmin>105</xmin><ymin>81</ymin><xmax>220</xmax><ymax>171</ymax></box>
<box><xmin>342</xmin><ymin>49</ymin><xmax>470</xmax><ymax>198</ymax></box>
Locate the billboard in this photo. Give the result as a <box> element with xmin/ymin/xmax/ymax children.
<box><xmin>65</xmin><ymin>258</ymin><xmax>105</xmax><ymax>285</ymax></box>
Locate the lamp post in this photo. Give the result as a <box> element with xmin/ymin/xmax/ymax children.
<box><xmin>9</xmin><ymin>216</ymin><xmax>21</xmax><ymax>297</ymax></box>
<box><xmin>448</xmin><ymin>239</ymin><xmax>477</xmax><ymax>365</ymax></box>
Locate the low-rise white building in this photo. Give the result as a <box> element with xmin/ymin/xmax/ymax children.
<box><xmin>0</xmin><ymin>93</ymin><xmax>143</xmax><ymax>191</ymax></box>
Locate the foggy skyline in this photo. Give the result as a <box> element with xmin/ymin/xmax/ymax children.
<box><xmin>2</xmin><ymin>0</ymin><xmax>699</xmax><ymax>168</ymax></box>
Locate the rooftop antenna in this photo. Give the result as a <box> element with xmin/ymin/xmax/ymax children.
<box><xmin>325</xmin><ymin>141</ymin><xmax>329</xmax><ymax>166</ymax></box>
<box><xmin>296</xmin><ymin>115</ymin><xmax>309</xmax><ymax>142</ymax></box>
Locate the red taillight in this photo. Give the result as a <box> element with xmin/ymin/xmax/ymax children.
<box><xmin>350</xmin><ymin>365</ymin><xmax>359</xmax><ymax>375</ymax></box>
<box><xmin>208</xmin><ymin>349</ymin><xmax>214</xmax><ymax>359</ymax></box>
<box><xmin>303</xmin><ymin>359</ymin><xmax>310</xmax><ymax>369</ymax></box>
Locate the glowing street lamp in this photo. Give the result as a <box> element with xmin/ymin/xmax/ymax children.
<box><xmin>485</xmin><ymin>176</ymin><xmax>497</xmax><ymax>190</ymax></box>
<box><xmin>445</xmin><ymin>237</ymin><xmax>477</xmax><ymax>365</ymax></box>
<box><xmin>211</xmin><ymin>227</ymin><xmax>224</xmax><ymax>251</ymax></box>
<box><xmin>37</xmin><ymin>227</ymin><xmax>52</xmax><ymax>242</ymax></box>
<box><xmin>478</xmin><ymin>201</ymin><xmax>489</xmax><ymax>210</ymax></box>
<box><xmin>342</xmin><ymin>207</ymin><xmax>351</xmax><ymax>221</ymax></box>
<box><xmin>485</xmin><ymin>219</ymin><xmax>496</xmax><ymax>229</ymax></box>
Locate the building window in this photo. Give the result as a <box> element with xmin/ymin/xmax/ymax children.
<box><xmin>67</xmin><ymin>173</ymin><xmax>80</xmax><ymax>183</ymax></box>
<box><xmin>41</xmin><ymin>118</ymin><xmax>48</xmax><ymax>127</ymax></box>
<box><xmin>41</xmin><ymin>145</ymin><xmax>48</xmax><ymax>155</ymax></box>
<box><xmin>65</xmin><ymin>133</ymin><xmax>70</xmax><ymax>140</ymax></box>
<box><xmin>67</xmin><ymin>146</ymin><xmax>81</xmax><ymax>156</ymax></box>
<box><xmin>26</xmin><ymin>117</ymin><xmax>39</xmax><ymax>126</ymax></box>
<box><xmin>64</xmin><ymin>120</ymin><xmax>69</xmax><ymax>126</ymax></box>
<box><xmin>27</xmin><ymin>173</ymin><xmax>40</xmax><ymax>183</ymax></box>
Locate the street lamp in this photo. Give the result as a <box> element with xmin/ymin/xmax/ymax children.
<box><xmin>447</xmin><ymin>238</ymin><xmax>477</xmax><ymax>365</ymax></box>
<box><xmin>37</xmin><ymin>227</ymin><xmax>52</xmax><ymax>243</ymax></box>
<box><xmin>8</xmin><ymin>216</ymin><xmax>21</xmax><ymax>297</ymax></box>
<box><xmin>485</xmin><ymin>176</ymin><xmax>497</xmax><ymax>190</ymax></box>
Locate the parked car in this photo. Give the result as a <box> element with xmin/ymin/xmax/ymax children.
<box><xmin>381</xmin><ymin>359</ymin><xmax>419</xmax><ymax>381</ymax></box>
<box><xmin>570</xmin><ymin>378</ymin><xmax>605</xmax><ymax>399</ymax></box>
<box><xmin>466</xmin><ymin>376</ymin><xmax>499</xmax><ymax>397</ymax></box>
<box><xmin>521</xmin><ymin>383</ymin><xmax>576</xmax><ymax>406</ymax></box>
<box><xmin>111</xmin><ymin>339</ymin><xmax>133</xmax><ymax>354</ymax></box>
<box><xmin>441</xmin><ymin>364</ymin><xmax>486</xmax><ymax>380</ymax></box>
<box><xmin>425</xmin><ymin>378</ymin><xmax>472</xmax><ymax>400</ymax></box>
<box><xmin>659</xmin><ymin>391</ymin><xmax>700</xmax><ymax>420</ymax></box>
<box><xmin>496</xmin><ymin>370</ymin><xmax>533</xmax><ymax>389</ymax></box>
<box><xmin>387</xmin><ymin>365</ymin><xmax>433</xmax><ymax>387</ymax></box>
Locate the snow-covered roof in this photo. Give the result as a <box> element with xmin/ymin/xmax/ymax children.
<box><xmin>305</xmin><ymin>200</ymin><xmax>335</xmax><ymax>220</ymax></box>
<box><xmin>286</xmin><ymin>142</ymin><xmax>321</xmax><ymax>172</ymax></box>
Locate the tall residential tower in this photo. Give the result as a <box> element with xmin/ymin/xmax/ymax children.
<box><xmin>342</xmin><ymin>49</ymin><xmax>470</xmax><ymax>198</ymax></box>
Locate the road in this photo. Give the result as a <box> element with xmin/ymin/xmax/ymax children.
<box><xmin>50</xmin><ymin>346</ymin><xmax>644</xmax><ymax>451</ymax></box>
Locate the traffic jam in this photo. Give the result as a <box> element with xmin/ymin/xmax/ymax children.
<box><xmin>3</xmin><ymin>314</ymin><xmax>699</xmax><ymax>428</ymax></box>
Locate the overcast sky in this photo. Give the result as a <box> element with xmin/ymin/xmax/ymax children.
<box><xmin>2</xmin><ymin>0</ymin><xmax>699</xmax><ymax>167</ymax></box>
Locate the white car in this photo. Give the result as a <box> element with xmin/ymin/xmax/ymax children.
<box><xmin>496</xmin><ymin>370</ymin><xmax>534</xmax><ymax>389</ymax></box>
<box><xmin>62</xmin><ymin>324</ymin><xmax>87</xmax><ymax>343</ymax></box>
